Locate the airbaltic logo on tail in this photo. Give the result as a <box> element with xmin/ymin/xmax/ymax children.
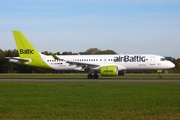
<box><xmin>19</xmin><ymin>49</ymin><xmax>34</xmax><ymax>54</ymax></box>
<box><xmin>114</xmin><ymin>55</ymin><xmax>146</xmax><ymax>62</ymax></box>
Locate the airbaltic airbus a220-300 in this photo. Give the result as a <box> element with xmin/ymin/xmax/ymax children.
<box><xmin>6</xmin><ymin>31</ymin><xmax>175</xmax><ymax>79</ymax></box>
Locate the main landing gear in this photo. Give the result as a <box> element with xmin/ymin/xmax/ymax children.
<box><xmin>87</xmin><ymin>71</ymin><xmax>99</xmax><ymax>79</ymax></box>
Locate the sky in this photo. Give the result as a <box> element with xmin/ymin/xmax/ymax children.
<box><xmin>0</xmin><ymin>0</ymin><xmax>180</xmax><ymax>58</ymax></box>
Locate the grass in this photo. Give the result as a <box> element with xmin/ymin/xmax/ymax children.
<box><xmin>0</xmin><ymin>82</ymin><xmax>180</xmax><ymax>119</ymax></box>
<box><xmin>0</xmin><ymin>73</ymin><xmax>180</xmax><ymax>79</ymax></box>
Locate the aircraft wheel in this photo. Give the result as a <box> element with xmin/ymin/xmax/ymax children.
<box><xmin>87</xmin><ymin>74</ymin><xmax>93</xmax><ymax>79</ymax></box>
<box><xmin>94</xmin><ymin>74</ymin><xmax>99</xmax><ymax>79</ymax></box>
<box><xmin>158</xmin><ymin>75</ymin><xmax>162</xmax><ymax>79</ymax></box>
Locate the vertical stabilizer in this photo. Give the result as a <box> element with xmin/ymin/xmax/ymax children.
<box><xmin>12</xmin><ymin>31</ymin><xmax>39</xmax><ymax>58</ymax></box>
<box><xmin>12</xmin><ymin>30</ymin><xmax>51</xmax><ymax>69</ymax></box>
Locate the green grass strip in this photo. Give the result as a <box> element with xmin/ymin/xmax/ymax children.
<box><xmin>0</xmin><ymin>82</ymin><xmax>180</xmax><ymax>119</ymax></box>
<box><xmin>0</xmin><ymin>73</ymin><xmax>180</xmax><ymax>79</ymax></box>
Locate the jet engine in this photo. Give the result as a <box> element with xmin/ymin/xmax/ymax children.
<box><xmin>100</xmin><ymin>65</ymin><xmax>118</xmax><ymax>76</ymax></box>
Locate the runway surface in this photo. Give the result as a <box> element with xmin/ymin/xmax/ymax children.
<box><xmin>0</xmin><ymin>79</ymin><xmax>180</xmax><ymax>82</ymax></box>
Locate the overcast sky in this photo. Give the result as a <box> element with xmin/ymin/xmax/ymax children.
<box><xmin>0</xmin><ymin>0</ymin><xmax>180</xmax><ymax>58</ymax></box>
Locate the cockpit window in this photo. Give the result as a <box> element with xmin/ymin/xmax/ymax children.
<box><xmin>160</xmin><ymin>58</ymin><xmax>167</xmax><ymax>61</ymax></box>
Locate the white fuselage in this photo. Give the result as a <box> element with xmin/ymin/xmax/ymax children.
<box><xmin>41</xmin><ymin>54</ymin><xmax>175</xmax><ymax>71</ymax></box>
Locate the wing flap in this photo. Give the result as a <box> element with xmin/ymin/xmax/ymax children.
<box><xmin>66</xmin><ymin>60</ymin><xmax>99</xmax><ymax>67</ymax></box>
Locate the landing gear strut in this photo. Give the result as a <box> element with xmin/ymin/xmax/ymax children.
<box><xmin>158</xmin><ymin>75</ymin><xmax>162</xmax><ymax>79</ymax></box>
<box><xmin>157</xmin><ymin>70</ymin><xmax>162</xmax><ymax>79</ymax></box>
<box><xmin>87</xmin><ymin>71</ymin><xmax>99</xmax><ymax>79</ymax></box>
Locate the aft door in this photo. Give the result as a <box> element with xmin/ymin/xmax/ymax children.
<box><xmin>150</xmin><ymin>57</ymin><xmax>155</xmax><ymax>65</ymax></box>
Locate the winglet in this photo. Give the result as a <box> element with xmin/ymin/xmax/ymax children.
<box><xmin>50</xmin><ymin>52</ymin><xmax>61</xmax><ymax>60</ymax></box>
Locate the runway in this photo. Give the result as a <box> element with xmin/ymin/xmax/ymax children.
<box><xmin>0</xmin><ymin>79</ymin><xmax>180</xmax><ymax>82</ymax></box>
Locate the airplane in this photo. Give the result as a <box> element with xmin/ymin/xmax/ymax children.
<box><xmin>6</xmin><ymin>30</ymin><xmax>175</xmax><ymax>79</ymax></box>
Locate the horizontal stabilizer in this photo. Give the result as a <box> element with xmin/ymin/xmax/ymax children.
<box><xmin>5</xmin><ymin>57</ymin><xmax>30</xmax><ymax>62</ymax></box>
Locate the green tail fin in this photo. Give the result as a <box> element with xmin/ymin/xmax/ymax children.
<box><xmin>12</xmin><ymin>30</ymin><xmax>39</xmax><ymax>58</ymax></box>
<box><xmin>12</xmin><ymin>30</ymin><xmax>52</xmax><ymax>69</ymax></box>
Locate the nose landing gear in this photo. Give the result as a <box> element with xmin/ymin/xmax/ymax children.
<box><xmin>157</xmin><ymin>70</ymin><xmax>162</xmax><ymax>79</ymax></box>
<box><xmin>158</xmin><ymin>75</ymin><xmax>162</xmax><ymax>79</ymax></box>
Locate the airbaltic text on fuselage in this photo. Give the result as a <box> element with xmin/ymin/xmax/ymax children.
<box><xmin>19</xmin><ymin>49</ymin><xmax>34</xmax><ymax>54</ymax></box>
<box><xmin>114</xmin><ymin>55</ymin><xmax>146</xmax><ymax>62</ymax></box>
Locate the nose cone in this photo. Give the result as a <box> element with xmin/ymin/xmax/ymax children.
<box><xmin>169</xmin><ymin>62</ymin><xmax>175</xmax><ymax>68</ymax></box>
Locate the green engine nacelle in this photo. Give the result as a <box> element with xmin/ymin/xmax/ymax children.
<box><xmin>100</xmin><ymin>66</ymin><xmax>118</xmax><ymax>76</ymax></box>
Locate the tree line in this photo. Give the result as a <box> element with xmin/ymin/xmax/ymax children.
<box><xmin>0</xmin><ymin>48</ymin><xmax>179</xmax><ymax>73</ymax></box>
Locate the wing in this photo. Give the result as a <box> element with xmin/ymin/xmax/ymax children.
<box><xmin>66</xmin><ymin>60</ymin><xmax>99</xmax><ymax>66</ymax></box>
<box><xmin>50</xmin><ymin>53</ymin><xmax>100</xmax><ymax>69</ymax></box>
<box><xmin>67</xmin><ymin>60</ymin><xmax>100</xmax><ymax>70</ymax></box>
